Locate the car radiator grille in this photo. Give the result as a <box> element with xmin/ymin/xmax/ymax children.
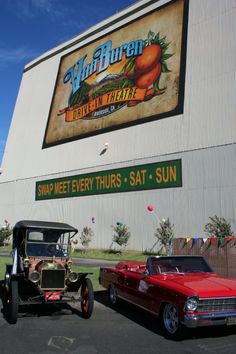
<box><xmin>198</xmin><ymin>298</ymin><xmax>236</xmax><ymax>312</ymax></box>
<box><xmin>41</xmin><ymin>269</ymin><xmax>65</xmax><ymax>290</ymax></box>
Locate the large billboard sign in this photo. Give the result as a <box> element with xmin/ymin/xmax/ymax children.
<box><xmin>43</xmin><ymin>0</ymin><xmax>188</xmax><ymax>148</ymax></box>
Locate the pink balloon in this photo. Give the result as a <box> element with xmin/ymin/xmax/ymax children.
<box><xmin>147</xmin><ymin>205</ymin><xmax>154</xmax><ymax>212</ymax></box>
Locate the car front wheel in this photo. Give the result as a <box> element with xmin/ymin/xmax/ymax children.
<box><xmin>8</xmin><ymin>280</ymin><xmax>19</xmax><ymax>324</ymax></box>
<box><xmin>162</xmin><ymin>302</ymin><xmax>183</xmax><ymax>339</ymax></box>
<box><xmin>81</xmin><ymin>278</ymin><xmax>94</xmax><ymax>319</ymax></box>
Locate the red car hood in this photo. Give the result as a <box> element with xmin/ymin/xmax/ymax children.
<box><xmin>153</xmin><ymin>274</ymin><xmax>236</xmax><ymax>298</ymax></box>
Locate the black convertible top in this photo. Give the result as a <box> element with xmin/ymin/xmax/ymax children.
<box><xmin>13</xmin><ymin>220</ymin><xmax>77</xmax><ymax>232</ymax></box>
<box><xmin>13</xmin><ymin>220</ymin><xmax>78</xmax><ymax>248</ymax></box>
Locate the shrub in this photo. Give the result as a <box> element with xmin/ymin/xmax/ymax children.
<box><xmin>112</xmin><ymin>223</ymin><xmax>131</xmax><ymax>252</ymax></box>
<box><xmin>80</xmin><ymin>226</ymin><xmax>94</xmax><ymax>251</ymax></box>
<box><xmin>154</xmin><ymin>218</ymin><xmax>174</xmax><ymax>255</ymax></box>
<box><xmin>0</xmin><ymin>220</ymin><xmax>12</xmax><ymax>246</ymax></box>
<box><xmin>204</xmin><ymin>215</ymin><xmax>234</xmax><ymax>239</ymax></box>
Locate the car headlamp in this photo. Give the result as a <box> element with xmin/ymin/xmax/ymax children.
<box><xmin>185</xmin><ymin>296</ymin><xmax>198</xmax><ymax>312</ymax></box>
<box><xmin>24</xmin><ymin>258</ymin><xmax>30</xmax><ymax>268</ymax></box>
<box><xmin>30</xmin><ymin>271</ymin><xmax>40</xmax><ymax>283</ymax></box>
<box><xmin>68</xmin><ymin>271</ymin><xmax>78</xmax><ymax>283</ymax></box>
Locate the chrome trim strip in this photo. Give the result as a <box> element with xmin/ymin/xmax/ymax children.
<box><xmin>183</xmin><ymin>312</ymin><xmax>236</xmax><ymax>328</ymax></box>
<box><xmin>199</xmin><ymin>296</ymin><xmax>236</xmax><ymax>300</ymax></box>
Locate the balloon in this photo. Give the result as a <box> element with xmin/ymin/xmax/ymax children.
<box><xmin>147</xmin><ymin>205</ymin><xmax>154</xmax><ymax>212</ymax></box>
<box><xmin>116</xmin><ymin>221</ymin><xmax>123</xmax><ymax>226</ymax></box>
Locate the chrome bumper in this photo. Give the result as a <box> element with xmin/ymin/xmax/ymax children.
<box><xmin>183</xmin><ymin>312</ymin><xmax>236</xmax><ymax>328</ymax></box>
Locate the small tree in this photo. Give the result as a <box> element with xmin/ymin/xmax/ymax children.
<box><xmin>112</xmin><ymin>223</ymin><xmax>131</xmax><ymax>252</ymax></box>
<box><xmin>204</xmin><ymin>215</ymin><xmax>234</xmax><ymax>239</ymax></box>
<box><xmin>0</xmin><ymin>220</ymin><xmax>12</xmax><ymax>246</ymax></box>
<box><xmin>154</xmin><ymin>218</ymin><xmax>174</xmax><ymax>255</ymax></box>
<box><xmin>80</xmin><ymin>226</ymin><xmax>94</xmax><ymax>251</ymax></box>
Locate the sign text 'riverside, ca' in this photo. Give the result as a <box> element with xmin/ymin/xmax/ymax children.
<box><xmin>36</xmin><ymin>160</ymin><xmax>182</xmax><ymax>200</ymax></box>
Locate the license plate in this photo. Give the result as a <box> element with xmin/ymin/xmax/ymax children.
<box><xmin>227</xmin><ymin>316</ymin><xmax>236</xmax><ymax>326</ymax></box>
<box><xmin>45</xmin><ymin>292</ymin><xmax>61</xmax><ymax>301</ymax></box>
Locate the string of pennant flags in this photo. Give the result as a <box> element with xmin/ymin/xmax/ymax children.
<box><xmin>176</xmin><ymin>235</ymin><xmax>236</xmax><ymax>248</ymax></box>
<box><xmin>146</xmin><ymin>204</ymin><xmax>235</xmax><ymax>249</ymax></box>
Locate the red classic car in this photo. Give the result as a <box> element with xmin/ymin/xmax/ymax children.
<box><xmin>99</xmin><ymin>256</ymin><xmax>236</xmax><ymax>338</ymax></box>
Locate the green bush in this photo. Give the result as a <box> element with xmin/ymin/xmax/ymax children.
<box><xmin>154</xmin><ymin>218</ymin><xmax>174</xmax><ymax>255</ymax></box>
<box><xmin>80</xmin><ymin>226</ymin><xmax>94</xmax><ymax>251</ymax></box>
<box><xmin>204</xmin><ymin>215</ymin><xmax>234</xmax><ymax>239</ymax></box>
<box><xmin>112</xmin><ymin>223</ymin><xmax>131</xmax><ymax>252</ymax></box>
<box><xmin>0</xmin><ymin>220</ymin><xmax>12</xmax><ymax>246</ymax></box>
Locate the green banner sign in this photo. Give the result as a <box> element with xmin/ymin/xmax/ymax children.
<box><xmin>36</xmin><ymin>159</ymin><xmax>182</xmax><ymax>200</ymax></box>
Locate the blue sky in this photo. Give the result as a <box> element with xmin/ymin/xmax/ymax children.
<box><xmin>0</xmin><ymin>0</ymin><xmax>137</xmax><ymax>166</ymax></box>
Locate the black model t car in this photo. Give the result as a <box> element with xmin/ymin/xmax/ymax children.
<box><xmin>4</xmin><ymin>220</ymin><xmax>94</xmax><ymax>323</ymax></box>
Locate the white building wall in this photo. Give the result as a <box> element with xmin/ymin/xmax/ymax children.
<box><xmin>0</xmin><ymin>144</ymin><xmax>235</xmax><ymax>250</ymax></box>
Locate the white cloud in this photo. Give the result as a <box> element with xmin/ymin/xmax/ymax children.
<box><xmin>8</xmin><ymin>0</ymin><xmax>67</xmax><ymax>21</ymax></box>
<box><xmin>31</xmin><ymin>0</ymin><xmax>53</xmax><ymax>13</ymax></box>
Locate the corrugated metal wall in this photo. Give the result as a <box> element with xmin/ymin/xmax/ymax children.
<box><xmin>0</xmin><ymin>144</ymin><xmax>235</xmax><ymax>250</ymax></box>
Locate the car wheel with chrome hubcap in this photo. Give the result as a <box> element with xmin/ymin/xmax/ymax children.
<box><xmin>162</xmin><ymin>302</ymin><xmax>183</xmax><ymax>338</ymax></box>
<box><xmin>108</xmin><ymin>283</ymin><xmax>118</xmax><ymax>306</ymax></box>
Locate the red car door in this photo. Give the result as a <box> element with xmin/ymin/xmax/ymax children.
<box><xmin>122</xmin><ymin>271</ymin><xmax>156</xmax><ymax>311</ymax></box>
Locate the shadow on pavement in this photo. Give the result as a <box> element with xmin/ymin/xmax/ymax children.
<box><xmin>1</xmin><ymin>280</ymin><xmax>236</xmax><ymax>341</ymax></box>
<box><xmin>94</xmin><ymin>290</ymin><xmax>236</xmax><ymax>341</ymax></box>
<box><xmin>0</xmin><ymin>280</ymin><xmax>91</xmax><ymax>324</ymax></box>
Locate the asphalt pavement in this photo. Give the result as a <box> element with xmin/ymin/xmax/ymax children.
<box><xmin>1</xmin><ymin>289</ymin><xmax>236</xmax><ymax>354</ymax></box>
<box><xmin>1</xmin><ymin>256</ymin><xmax>236</xmax><ymax>353</ymax></box>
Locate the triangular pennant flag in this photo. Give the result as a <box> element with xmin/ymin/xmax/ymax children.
<box><xmin>179</xmin><ymin>238</ymin><xmax>186</xmax><ymax>248</ymax></box>
<box><xmin>210</xmin><ymin>237</ymin><xmax>218</xmax><ymax>245</ymax></box>
<box><xmin>226</xmin><ymin>236</ymin><xmax>234</xmax><ymax>242</ymax></box>
<box><xmin>219</xmin><ymin>237</ymin><xmax>225</xmax><ymax>246</ymax></box>
<box><xmin>203</xmin><ymin>238</ymin><xmax>211</xmax><ymax>249</ymax></box>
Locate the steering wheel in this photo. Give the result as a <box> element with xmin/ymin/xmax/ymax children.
<box><xmin>47</xmin><ymin>244</ymin><xmax>63</xmax><ymax>257</ymax></box>
<box><xmin>47</xmin><ymin>244</ymin><xmax>56</xmax><ymax>256</ymax></box>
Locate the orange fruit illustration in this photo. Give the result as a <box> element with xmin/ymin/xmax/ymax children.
<box><xmin>135</xmin><ymin>44</ymin><xmax>161</xmax><ymax>73</ymax></box>
<box><xmin>135</xmin><ymin>62</ymin><xmax>161</xmax><ymax>89</ymax></box>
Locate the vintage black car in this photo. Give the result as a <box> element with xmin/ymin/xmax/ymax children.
<box><xmin>4</xmin><ymin>220</ymin><xmax>94</xmax><ymax>324</ymax></box>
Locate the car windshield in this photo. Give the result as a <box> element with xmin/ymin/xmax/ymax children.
<box><xmin>26</xmin><ymin>229</ymin><xmax>70</xmax><ymax>258</ymax></box>
<box><xmin>150</xmin><ymin>256</ymin><xmax>213</xmax><ymax>274</ymax></box>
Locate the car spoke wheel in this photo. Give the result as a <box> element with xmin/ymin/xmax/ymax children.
<box><xmin>81</xmin><ymin>278</ymin><xmax>94</xmax><ymax>319</ymax></box>
<box><xmin>8</xmin><ymin>280</ymin><xmax>19</xmax><ymax>324</ymax></box>
<box><xmin>108</xmin><ymin>284</ymin><xmax>118</xmax><ymax>306</ymax></box>
<box><xmin>162</xmin><ymin>303</ymin><xmax>182</xmax><ymax>338</ymax></box>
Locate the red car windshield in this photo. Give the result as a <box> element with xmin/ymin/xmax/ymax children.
<box><xmin>150</xmin><ymin>256</ymin><xmax>213</xmax><ymax>274</ymax></box>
